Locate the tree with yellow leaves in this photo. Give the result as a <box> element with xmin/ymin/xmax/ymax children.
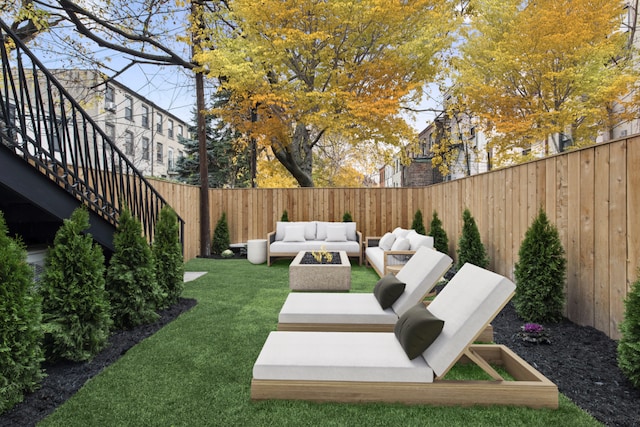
<box><xmin>446</xmin><ymin>0</ymin><xmax>637</xmax><ymax>167</ymax></box>
<box><xmin>198</xmin><ymin>0</ymin><xmax>455</xmax><ymax>187</ymax></box>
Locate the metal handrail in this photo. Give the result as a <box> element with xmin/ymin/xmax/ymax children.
<box><xmin>0</xmin><ymin>19</ymin><xmax>185</xmax><ymax>246</ymax></box>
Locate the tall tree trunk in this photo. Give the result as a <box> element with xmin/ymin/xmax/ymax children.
<box><xmin>272</xmin><ymin>123</ymin><xmax>314</xmax><ymax>187</ymax></box>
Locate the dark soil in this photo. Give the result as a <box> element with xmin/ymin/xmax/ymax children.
<box><xmin>492</xmin><ymin>302</ymin><xmax>640</xmax><ymax>427</ymax></box>
<box><xmin>0</xmin><ymin>298</ymin><xmax>197</xmax><ymax>427</ymax></box>
<box><xmin>1</xmin><ymin>297</ymin><xmax>638</xmax><ymax>427</ymax></box>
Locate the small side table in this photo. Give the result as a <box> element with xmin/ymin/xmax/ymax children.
<box><xmin>247</xmin><ymin>239</ymin><xmax>267</xmax><ymax>264</ymax></box>
<box><xmin>385</xmin><ymin>265</ymin><xmax>403</xmax><ymax>275</ymax></box>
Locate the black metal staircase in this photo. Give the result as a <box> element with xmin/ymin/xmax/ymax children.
<box><xmin>0</xmin><ymin>19</ymin><xmax>184</xmax><ymax>254</ymax></box>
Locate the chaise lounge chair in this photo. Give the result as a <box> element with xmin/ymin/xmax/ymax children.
<box><xmin>252</xmin><ymin>263</ymin><xmax>558</xmax><ymax>409</ymax></box>
<box><xmin>278</xmin><ymin>246</ymin><xmax>450</xmax><ymax>331</ymax></box>
<box><xmin>278</xmin><ymin>247</ymin><xmax>493</xmax><ymax>342</ymax></box>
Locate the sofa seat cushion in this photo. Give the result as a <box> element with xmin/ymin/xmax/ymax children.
<box><xmin>278</xmin><ymin>293</ymin><xmax>397</xmax><ymax>325</ymax></box>
<box><xmin>270</xmin><ymin>240</ymin><xmax>360</xmax><ymax>254</ymax></box>
<box><xmin>253</xmin><ymin>331</ymin><xmax>433</xmax><ymax>383</ymax></box>
<box><xmin>365</xmin><ymin>246</ymin><xmax>385</xmax><ymax>273</ymax></box>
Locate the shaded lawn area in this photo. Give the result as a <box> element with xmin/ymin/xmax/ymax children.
<box><xmin>39</xmin><ymin>258</ymin><xmax>601</xmax><ymax>427</ymax></box>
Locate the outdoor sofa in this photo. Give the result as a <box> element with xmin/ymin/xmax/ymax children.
<box><xmin>365</xmin><ymin>227</ymin><xmax>434</xmax><ymax>276</ymax></box>
<box><xmin>267</xmin><ymin>221</ymin><xmax>362</xmax><ymax>266</ymax></box>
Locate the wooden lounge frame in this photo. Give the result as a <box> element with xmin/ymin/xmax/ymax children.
<box><xmin>251</xmin><ymin>344</ymin><xmax>558</xmax><ymax>409</ymax></box>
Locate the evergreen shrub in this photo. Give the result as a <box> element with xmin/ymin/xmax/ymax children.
<box><xmin>0</xmin><ymin>211</ymin><xmax>44</xmax><ymax>413</ymax></box>
<box><xmin>281</xmin><ymin>210</ymin><xmax>289</xmax><ymax>222</ymax></box>
<box><xmin>456</xmin><ymin>208</ymin><xmax>488</xmax><ymax>269</ymax></box>
<box><xmin>618</xmin><ymin>270</ymin><xmax>640</xmax><ymax>388</ymax></box>
<box><xmin>428</xmin><ymin>210</ymin><xmax>449</xmax><ymax>254</ymax></box>
<box><xmin>342</xmin><ymin>211</ymin><xmax>353</xmax><ymax>222</ymax></box>
<box><xmin>212</xmin><ymin>212</ymin><xmax>230</xmax><ymax>255</ymax></box>
<box><xmin>153</xmin><ymin>206</ymin><xmax>184</xmax><ymax>309</ymax></box>
<box><xmin>411</xmin><ymin>209</ymin><xmax>426</xmax><ymax>235</ymax></box>
<box><xmin>513</xmin><ymin>208</ymin><xmax>566</xmax><ymax>323</ymax></box>
<box><xmin>107</xmin><ymin>207</ymin><xmax>159</xmax><ymax>329</ymax></box>
<box><xmin>39</xmin><ymin>207</ymin><xmax>111</xmax><ymax>362</ymax></box>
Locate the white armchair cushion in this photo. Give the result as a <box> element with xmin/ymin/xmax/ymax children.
<box><xmin>392</xmin><ymin>227</ymin><xmax>413</xmax><ymax>239</ymax></box>
<box><xmin>391</xmin><ymin>237</ymin><xmax>410</xmax><ymax>251</ymax></box>
<box><xmin>408</xmin><ymin>233</ymin><xmax>434</xmax><ymax>250</ymax></box>
<box><xmin>379</xmin><ymin>232</ymin><xmax>396</xmax><ymax>250</ymax></box>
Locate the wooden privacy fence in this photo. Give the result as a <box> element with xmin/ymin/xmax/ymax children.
<box><xmin>151</xmin><ymin>135</ymin><xmax>640</xmax><ymax>339</ymax></box>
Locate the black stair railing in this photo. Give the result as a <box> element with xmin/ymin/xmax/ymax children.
<box><xmin>0</xmin><ymin>19</ymin><xmax>184</xmax><ymax>247</ymax></box>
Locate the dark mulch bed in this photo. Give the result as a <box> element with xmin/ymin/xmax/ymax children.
<box><xmin>492</xmin><ymin>302</ymin><xmax>640</xmax><ymax>427</ymax></box>
<box><xmin>0</xmin><ymin>298</ymin><xmax>197</xmax><ymax>427</ymax></box>
<box><xmin>1</xmin><ymin>296</ymin><xmax>639</xmax><ymax>427</ymax></box>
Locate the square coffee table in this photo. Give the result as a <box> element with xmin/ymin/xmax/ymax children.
<box><xmin>289</xmin><ymin>250</ymin><xmax>351</xmax><ymax>291</ymax></box>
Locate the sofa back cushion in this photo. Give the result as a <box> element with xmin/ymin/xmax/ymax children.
<box><xmin>317</xmin><ymin>221</ymin><xmax>357</xmax><ymax>241</ymax></box>
<box><xmin>406</xmin><ymin>231</ymin><xmax>434</xmax><ymax>251</ymax></box>
<box><xmin>275</xmin><ymin>221</ymin><xmax>317</xmax><ymax>241</ymax></box>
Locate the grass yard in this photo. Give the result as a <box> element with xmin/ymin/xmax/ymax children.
<box><xmin>39</xmin><ymin>258</ymin><xmax>602</xmax><ymax>426</ymax></box>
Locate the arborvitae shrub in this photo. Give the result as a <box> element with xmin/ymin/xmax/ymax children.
<box><xmin>342</xmin><ymin>211</ymin><xmax>353</xmax><ymax>222</ymax></box>
<box><xmin>39</xmin><ymin>207</ymin><xmax>111</xmax><ymax>362</ymax></box>
<box><xmin>411</xmin><ymin>209</ymin><xmax>426</xmax><ymax>235</ymax></box>
<box><xmin>428</xmin><ymin>210</ymin><xmax>449</xmax><ymax>254</ymax></box>
<box><xmin>212</xmin><ymin>212</ymin><xmax>230</xmax><ymax>255</ymax></box>
<box><xmin>618</xmin><ymin>270</ymin><xmax>640</xmax><ymax>388</ymax></box>
<box><xmin>0</xmin><ymin>211</ymin><xmax>44</xmax><ymax>413</ymax></box>
<box><xmin>456</xmin><ymin>208</ymin><xmax>488</xmax><ymax>269</ymax></box>
<box><xmin>107</xmin><ymin>207</ymin><xmax>159</xmax><ymax>329</ymax></box>
<box><xmin>513</xmin><ymin>208</ymin><xmax>566</xmax><ymax>323</ymax></box>
<box><xmin>281</xmin><ymin>210</ymin><xmax>289</xmax><ymax>221</ymax></box>
<box><xmin>153</xmin><ymin>206</ymin><xmax>184</xmax><ymax>309</ymax></box>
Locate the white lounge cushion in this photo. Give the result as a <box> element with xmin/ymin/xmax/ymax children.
<box><xmin>253</xmin><ymin>331</ymin><xmax>434</xmax><ymax>383</ymax></box>
<box><xmin>365</xmin><ymin>246</ymin><xmax>385</xmax><ymax>273</ymax></box>
<box><xmin>392</xmin><ymin>247</ymin><xmax>453</xmax><ymax>317</ymax></box>
<box><xmin>407</xmin><ymin>233</ymin><xmax>434</xmax><ymax>251</ymax></box>
<box><xmin>423</xmin><ymin>263</ymin><xmax>516</xmax><ymax>377</ymax></box>
<box><xmin>279</xmin><ymin>293</ymin><xmax>397</xmax><ymax>325</ymax></box>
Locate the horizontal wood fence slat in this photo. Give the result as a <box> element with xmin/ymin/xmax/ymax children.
<box><xmin>151</xmin><ymin>135</ymin><xmax>640</xmax><ymax>339</ymax></box>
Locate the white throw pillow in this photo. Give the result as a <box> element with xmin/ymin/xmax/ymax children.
<box><xmin>392</xmin><ymin>227</ymin><xmax>412</xmax><ymax>239</ymax></box>
<box><xmin>409</xmin><ymin>234</ymin><xmax>434</xmax><ymax>250</ymax></box>
<box><xmin>283</xmin><ymin>225</ymin><xmax>306</xmax><ymax>242</ymax></box>
<box><xmin>391</xmin><ymin>237</ymin><xmax>411</xmax><ymax>251</ymax></box>
<box><xmin>326</xmin><ymin>224</ymin><xmax>347</xmax><ymax>242</ymax></box>
<box><xmin>379</xmin><ymin>232</ymin><xmax>396</xmax><ymax>250</ymax></box>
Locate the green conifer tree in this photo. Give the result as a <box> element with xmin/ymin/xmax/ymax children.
<box><xmin>342</xmin><ymin>211</ymin><xmax>353</xmax><ymax>222</ymax></box>
<box><xmin>153</xmin><ymin>206</ymin><xmax>184</xmax><ymax>309</ymax></box>
<box><xmin>428</xmin><ymin>210</ymin><xmax>449</xmax><ymax>254</ymax></box>
<box><xmin>174</xmin><ymin>90</ymin><xmax>251</xmax><ymax>188</ymax></box>
<box><xmin>513</xmin><ymin>208</ymin><xmax>566</xmax><ymax>323</ymax></box>
<box><xmin>107</xmin><ymin>207</ymin><xmax>160</xmax><ymax>329</ymax></box>
<box><xmin>212</xmin><ymin>212</ymin><xmax>230</xmax><ymax>255</ymax></box>
<box><xmin>40</xmin><ymin>207</ymin><xmax>111</xmax><ymax>362</ymax></box>
<box><xmin>456</xmin><ymin>208</ymin><xmax>489</xmax><ymax>269</ymax></box>
<box><xmin>281</xmin><ymin>210</ymin><xmax>289</xmax><ymax>221</ymax></box>
<box><xmin>0</xmin><ymin>211</ymin><xmax>44</xmax><ymax>412</ymax></box>
<box><xmin>618</xmin><ymin>271</ymin><xmax>640</xmax><ymax>388</ymax></box>
<box><xmin>411</xmin><ymin>209</ymin><xmax>426</xmax><ymax>235</ymax></box>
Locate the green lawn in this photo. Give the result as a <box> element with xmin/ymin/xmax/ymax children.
<box><xmin>39</xmin><ymin>258</ymin><xmax>602</xmax><ymax>426</ymax></box>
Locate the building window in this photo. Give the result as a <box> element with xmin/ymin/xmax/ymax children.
<box><xmin>156</xmin><ymin>113</ymin><xmax>163</xmax><ymax>134</ymax></box>
<box><xmin>105</xmin><ymin>86</ymin><xmax>116</xmax><ymax>112</ymax></box>
<box><xmin>156</xmin><ymin>142</ymin><xmax>163</xmax><ymax>163</ymax></box>
<box><xmin>125</xmin><ymin>131</ymin><xmax>134</xmax><ymax>155</ymax></box>
<box><xmin>168</xmin><ymin>119</ymin><xmax>174</xmax><ymax>138</ymax></box>
<box><xmin>124</xmin><ymin>96</ymin><xmax>133</xmax><ymax>121</ymax></box>
<box><xmin>168</xmin><ymin>148</ymin><xmax>174</xmax><ymax>171</ymax></box>
<box><xmin>105</xmin><ymin>85</ymin><xmax>115</xmax><ymax>102</ymax></box>
<box><xmin>141</xmin><ymin>105</ymin><xmax>149</xmax><ymax>128</ymax></box>
<box><xmin>178</xmin><ymin>125</ymin><xmax>183</xmax><ymax>138</ymax></box>
<box><xmin>142</xmin><ymin>137</ymin><xmax>150</xmax><ymax>160</ymax></box>
<box><xmin>105</xmin><ymin>123</ymin><xmax>115</xmax><ymax>141</ymax></box>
